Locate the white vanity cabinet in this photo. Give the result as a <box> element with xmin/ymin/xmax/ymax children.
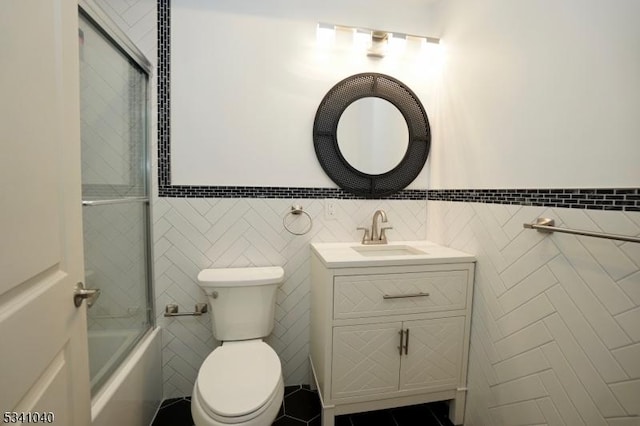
<box><xmin>309</xmin><ymin>242</ymin><xmax>475</xmax><ymax>426</ymax></box>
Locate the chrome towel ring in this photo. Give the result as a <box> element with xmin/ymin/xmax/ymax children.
<box><xmin>283</xmin><ymin>205</ymin><xmax>313</xmax><ymax>236</ymax></box>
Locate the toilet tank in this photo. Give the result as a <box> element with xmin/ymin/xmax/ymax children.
<box><xmin>197</xmin><ymin>267</ymin><xmax>284</xmax><ymax>341</ymax></box>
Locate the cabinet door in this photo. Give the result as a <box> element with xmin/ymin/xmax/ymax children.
<box><xmin>399</xmin><ymin>317</ymin><xmax>465</xmax><ymax>392</ymax></box>
<box><xmin>332</xmin><ymin>322</ymin><xmax>402</xmax><ymax>399</ymax></box>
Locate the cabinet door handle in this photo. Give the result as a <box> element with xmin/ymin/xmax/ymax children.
<box><xmin>404</xmin><ymin>328</ymin><xmax>410</xmax><ymax>355</ymax></box>
<box><xmin>383</xmin><ymin>292</ymin><xmax>430</xmax><ymax>300</ymax></box>
<box><xmin>397</xmin><ymin>330</ymin><xmax>404</xmax><ymax>356</ymax></box>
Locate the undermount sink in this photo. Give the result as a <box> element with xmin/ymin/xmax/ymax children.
<box><xmin>351</xmin><ymin>245</ymin><xmax>427</xmax><ymax>257</ymax></box>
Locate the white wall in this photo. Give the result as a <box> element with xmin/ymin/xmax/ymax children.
<box><xmin>428</xmin><ymin>0</ymin><xmax>640</xmax><ymax>189</ymax></box>
<box><xmin>170</xmin><ymin>0</ymin><xmax>441</xmax><ymax>188</ymax></box>
<box><xmin>425</xmin><ymin>1</ymin><xmax>640</xmax><ymax>425</ymax></box>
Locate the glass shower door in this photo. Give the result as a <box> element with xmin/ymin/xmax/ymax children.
<box><xmin>78</xmin><ymin>11</ymin><xmax>152</xmax><ymax>395</ymax></box>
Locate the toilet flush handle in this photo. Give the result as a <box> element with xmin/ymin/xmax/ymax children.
<box><xmin>212</xmin><ymin>291</ymin><xmax>218</xmax><ymax>299</ymax></box>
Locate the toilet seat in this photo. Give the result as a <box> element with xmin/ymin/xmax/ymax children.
<box><xmin>195</xmin><ymin>340</ymin><xmax>282</xmax><ymax>423</ymax></box>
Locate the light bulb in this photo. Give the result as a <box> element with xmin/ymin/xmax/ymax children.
<box><xmin>388</xmin><ymin>33</ymin><xmax>407</xmax><ymax>54</ymax></box>
<box><xmin>353</xmin><ymin>29</ymin><xmax>372</xmax><ymax>50</ymax></box>
<box><xmin>316</xmin><ymin>23</ymin><xmax>335</xmax><ymax>47</ymax></box>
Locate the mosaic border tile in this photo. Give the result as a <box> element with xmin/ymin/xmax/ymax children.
<box><xmin>159</xmin><ymin>185</ymin><xmax>428</xmax><ymax>200</ymax></box>
<box><xmin>157</xmin><ymin>0</ymin><xmax>170</xmax><ymax>188</ymax></box>
<box><xmin>156</xmin><ymin>1</ymin><xmax>639</xmax><ymax>210</ymax></box>
<box><xmin>427</xmin><ymin>188</ymin><xmax>640</xmax><ymax>212</ymax></box>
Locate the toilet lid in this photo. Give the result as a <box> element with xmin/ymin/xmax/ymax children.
<box><xmin>197</xmin><ymin>341</ymin><xmax>281</xmax><ymax>418</ymax></box>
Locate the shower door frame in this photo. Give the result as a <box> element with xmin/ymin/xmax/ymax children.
<box><xmin>78</xmin><ymin>0</ymin><xmax>156</xmax><ymax>380</ymax></box>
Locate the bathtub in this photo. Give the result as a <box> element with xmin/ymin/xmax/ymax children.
<box><xmin>89</xmin><ymin>329</ymin><xmax>139</xmax><ymax>391</ymax></box>
<box><xmin>91</xmin><ymin>327</ymin><xmax>162</xmax><ymax>426</ymax></box>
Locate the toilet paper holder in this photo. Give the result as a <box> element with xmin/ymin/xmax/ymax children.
<box><xmin>164</xmin><ymin>303</ymin><xmax>208</xmax><ymax>317</ymax></box>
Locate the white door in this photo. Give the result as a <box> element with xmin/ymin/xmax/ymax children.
<box><xmin>0</xmin><ymin>1</ymin><xmax>91</xmax><ymax>424</ymax></box>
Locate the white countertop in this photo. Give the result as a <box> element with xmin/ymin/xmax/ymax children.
<box><xmin>311</xmin><ymin>240</ymin><xmax>476</xmax><ymax>268</ymax></box>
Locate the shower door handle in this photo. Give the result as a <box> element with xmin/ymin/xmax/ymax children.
<box><xmin>73</xmin><ymin>282</ymin><xmax>101</xmax><ymax>308</ymax></box>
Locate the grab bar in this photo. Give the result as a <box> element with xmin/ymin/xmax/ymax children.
<box><xmin>523</xmin><ymin>218</ymin><xmax>640</xmax><ymax>244</ymax></box>
<box><xmin>164</xmin><ymin>303</ymin><xmax>208</xmax><ymax>317</ymax></box>
<box><xmin>82</xmin><ymin>197</ymin><xmax>149</xmax><ymax>206</ymax></box>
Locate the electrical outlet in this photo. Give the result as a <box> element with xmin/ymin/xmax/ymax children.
<box><xmin>325</xmin><ymin>199</ymin><xmax>337</xmax><ymax>220</ymax></box>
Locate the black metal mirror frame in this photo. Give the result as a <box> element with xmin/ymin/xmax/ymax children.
<box><xmin>313</xmin><ymin>73</ymin><xmax>430</xmax><ymax>198</ymax></box>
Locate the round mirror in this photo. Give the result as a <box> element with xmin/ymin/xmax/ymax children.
<box><xmin>313</xmin><ymin>73</ymin><xmax>430</xmax><ymax>198</ymax></box>
<box><xmin>337</xmin><ymin>98</ymin><xmax>409</xmax><ymax>175</ymax></box>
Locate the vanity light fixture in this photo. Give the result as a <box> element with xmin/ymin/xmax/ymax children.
<box><xmin>316</xmin><ymin>22</ymin><xmax>439</xmax><ymax>58</ymax></box>
<box><xmin>367</xmin><ymin>31</ymin><xmax>388</xmax><ymax>58</ymax></box>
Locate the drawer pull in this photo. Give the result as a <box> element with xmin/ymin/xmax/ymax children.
<box><xmin>398</xmin><ymin>330</ymin><xmax>404</xmax><ymax>356</ymax></box>
<box><xmin>383</xmin><ymin>292</ymin><xmax>430</xmax><ymax>300</ymax></box>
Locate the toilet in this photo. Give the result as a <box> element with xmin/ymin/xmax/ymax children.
<box><xmin>191</xmin><ymin>267</ymin><xmax>285</xmax><ymax>426</ymax></box>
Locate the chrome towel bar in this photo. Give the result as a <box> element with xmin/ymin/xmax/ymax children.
<box><xmin>82</xmin><ymin>197</ymin><xmax>149</xmax><ymax>206</ymax></box>
<box><xmin>523</xmin><ymin>217</ymin><xmax>640</xmax><ymax>244</ymax></box>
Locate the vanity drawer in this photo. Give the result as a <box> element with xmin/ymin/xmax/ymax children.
<box><xmin>333</xmin><ymin>270</ymin><xmax>468</xmax><ymax>320</ymax></box>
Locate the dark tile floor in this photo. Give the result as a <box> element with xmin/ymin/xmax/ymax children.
<box><xmin>152</xmin><ymin>385</ymin><xmax>454</xmax><ymax>426</ymax></box>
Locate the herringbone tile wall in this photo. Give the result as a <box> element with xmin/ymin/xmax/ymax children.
<box><xmin>89</xmin><ymin>0</ymin><xmax>157</xmax><ymax>187</ymax></box>
<box><xmin>79</xmin><ymin>15</ymin><xmax>146</xmax><ymax>190</ymax></box>
<box><xmin>426</xmin><ymin>201</ymin><xmax>640</xmax><ymax>425</ymax></box>
<box><xmin>154</xmin><ymin>197</ymin><xmax>427</xmax><ymax>397</ymax></box>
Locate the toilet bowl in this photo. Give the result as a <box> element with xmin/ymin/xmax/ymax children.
<box><xmin>191</xmin><ymin>341</ymin><xmax>283</xmax><ymax>426</ymax></box>
<box><xmin>192</xmin><ymin>267</ymin><xmax>285</xmax><ymax>426</ymax></box>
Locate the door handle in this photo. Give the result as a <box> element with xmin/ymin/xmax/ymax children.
<box><xmin>73</xmin><ymin>282</ymin><xmax>101</xmax><ymax>308</ymax></box>
<box><xmin>397</xmin><ymin>330</ymin><xmax>404</xmax><ymax>356</ymax></box>
<box><xmin>404</xmin><ymin>328</ymin><xmax>410</xmax><ymax>355</ymax></box>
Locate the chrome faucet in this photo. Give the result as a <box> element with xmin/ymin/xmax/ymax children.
<box><xmin>357</xmin><ymin>209</ymin><xmax>393</xmax><ymax>244</ymax></box>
